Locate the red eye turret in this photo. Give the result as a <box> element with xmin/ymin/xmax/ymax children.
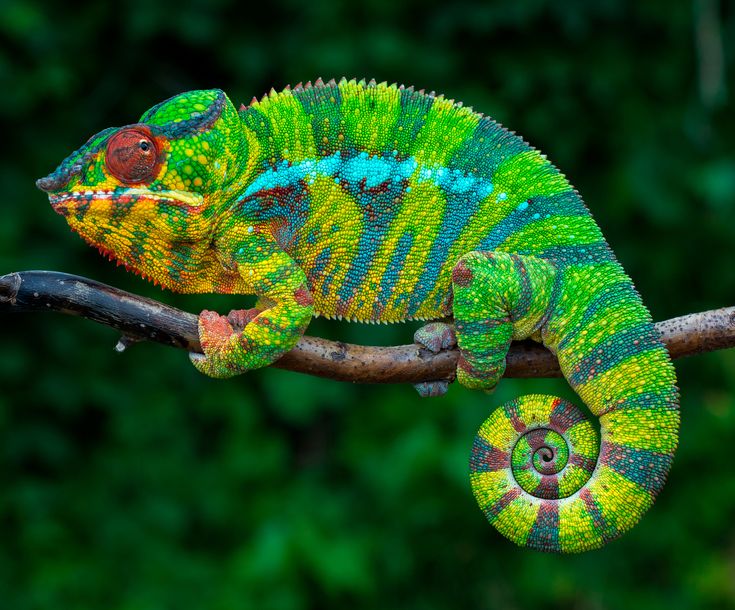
<box><xmin>105</xmin><ymin>127</ymin><xmax>161</xmax><ymax>184</ymax></box>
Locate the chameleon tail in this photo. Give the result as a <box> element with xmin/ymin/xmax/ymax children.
<box><xmin>469</xmin><ymin>266</ymin><xmax>680</xmax><ymax>553</ymax></box>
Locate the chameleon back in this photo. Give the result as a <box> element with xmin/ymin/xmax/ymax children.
<box><xmin>236</xmin><ymin>80</ymin><xmax>602</xmax><ymax>323</ymax></box>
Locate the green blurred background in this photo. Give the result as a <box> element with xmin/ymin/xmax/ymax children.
<box><xmin>1</xmin><ymin>1</ymin><xmax>734</xmax><ymax>608</ymax></box>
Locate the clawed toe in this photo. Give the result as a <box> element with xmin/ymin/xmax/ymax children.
<box><xmin>414</xmin><ymin>322</ymin><xmax>457</xmax><ymax>354</ymax></box>
<box><xmin>413</xmin><ymin>380</ymin><xmax>450</xmax><ymax>397</ymax></box>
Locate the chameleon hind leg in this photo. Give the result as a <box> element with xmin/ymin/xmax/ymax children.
<box><xmin>462</xmin><ymin>252</ymin><xmax>679</xmax><ymax>552</ymax></box>
<box><xmin>450</xmin><ymin>251</ymin><xmax>559</xmax><ymax>391</ymax></box>
<box><xmin>412</xmin><ymin>252</ymin><xmax>558</xmax><ymax>397</ymax></box>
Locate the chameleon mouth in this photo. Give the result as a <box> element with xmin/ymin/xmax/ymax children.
<box><xmin>47</xmin><ymin>188</ymin><xmax>205</xmax><ymax>215</ymax></box>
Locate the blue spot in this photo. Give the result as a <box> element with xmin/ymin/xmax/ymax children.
<box><xmin>517</xmin><ymin>200</ymin><xmax>529</xmax><ymax>212</ymax></box>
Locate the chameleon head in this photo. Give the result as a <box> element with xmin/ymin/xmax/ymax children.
<box><xmin>36</xmin><ymin>89</ymin><xmax>246</xmax><ymax>288</ymax></box>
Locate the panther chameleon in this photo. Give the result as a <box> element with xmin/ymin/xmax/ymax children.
<box><xmin>36</xmin><ymin>78</ymin><xmax>679</xmax><ymax>553</ymax></box>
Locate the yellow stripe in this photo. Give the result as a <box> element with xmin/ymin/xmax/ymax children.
<box><xmin>410</xmin><ymin>97</ymin><xmax>480</xmax><ymax>167</ymax></box>
<box><xmin>469</xmin><ymin>471</ymin><xmax>510</xmax><ymax>509</ymax></box>
<box><xmin>542</xmin><ymin>262</ymin><xmax>627</xmax><ymax>346</ymax></box>
<box><xmin>379</xmin><ymin>181</ymin><xmax>447</xmax><ymax>320</ymax></box>
<box><xmin>338</xmin><ymin>80</ymin><xmax>402</xmax><ymax>152</ymax></box>
<box><xmin>497</xmin><ymin>214</ymin><xmax>603</xmax><ymax>253</ymax></box>
<box><xmin>564</xmin><ymin>420</ymin><xmax>599</xmax><ymax>460</ymax></box>
<box><xmin>492</xmin><ymin>150</ymin><xmax>570</xmax><ymax>199</ymax></box>
<box><xmin>591</xmin><ymin>465</ymin><xmax>653</xmax><ymax>532</ymax></box>
<box><xmin>575</xmin><ymin>349</ymin><xmax>674</xmax><ymax>414</ymax></box>
<box><xmin>298</xmin><ymin>176</ymin><xmax>363</xmax><ymax>316</ymax></box>
<box><xmin>600</xmin><ymin>409</ymin><xmax>679</xmax><ymax>454</ymax></box>
<box><xmin>255</xmin><ymin>89</ymin><xmax>317</xmax><ymax>162</ymax></box>
<box><xmin>555</xmin><ymin>299</ymin><xmax>649</xmax><ymax>366</ymax></box>
<box><xmin>558</xmin><ymin>497</ymin><xmax>604</xmax><ymax>552</ymax></box>
<box><xmin>558</xmin><ymin>465</ymin><xmax>592</xmax><ymax>497</ymax></box>
<box><xmin>494</xmin><ymin>495</ymin><xmax>540</xmax><ymax>544</ymax></box>
<box><xmin>476</xmin><ymin>407</ymin><xmax>516</xmax><ymax>449</ymax></box>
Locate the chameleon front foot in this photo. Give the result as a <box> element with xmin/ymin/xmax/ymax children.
<box><xmin>227</xmin><ymin>307</ymin><xmax>263</xmax><ymax>331</ymax></box>
<box><xmin>190</xmin><ymin>310</ymin><xmax>243</xmax><ymax>379</ymax></box>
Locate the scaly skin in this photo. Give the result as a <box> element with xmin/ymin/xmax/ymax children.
<box><xmin>37</xmin><ymin>78</ymin><xmax>679</xmax><ymax>553</ymax></box>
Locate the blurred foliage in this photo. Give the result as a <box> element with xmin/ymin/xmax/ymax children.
<box><xmin>1</xmin><ymin>0</ymin><xmax>735</xmax><ymax>608</ymax></box>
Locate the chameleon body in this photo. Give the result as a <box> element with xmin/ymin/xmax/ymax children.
<box><xmin>37</xmin><ymin>78</ymin><xmax>679</xmax><ymax>553</ymax></box>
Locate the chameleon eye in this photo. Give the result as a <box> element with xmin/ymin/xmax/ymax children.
<box><xmin>105</xmin><ymin>127</ymin><xmax>161</xmax><ymax>184</ymax></box>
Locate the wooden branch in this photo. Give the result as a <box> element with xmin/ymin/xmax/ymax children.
<box><xmin>1</xmin><ymin>270</ymin><xmax>733</xmax><ymax>384</ymax></box>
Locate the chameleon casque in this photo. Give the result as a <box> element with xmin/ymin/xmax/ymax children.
<box><xmin>37</xmin><ymin>78</ymin><xmax>679</xmax><ymax>553</ymax></box>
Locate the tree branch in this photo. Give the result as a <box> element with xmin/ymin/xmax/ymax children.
<box><xmin>1</xmin><ymin>270</ymin><xmax>733</xmax><ymax>384</ymax></box>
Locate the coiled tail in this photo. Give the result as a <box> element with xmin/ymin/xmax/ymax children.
<box><xmin>469</xmin><ymin>265</ymin><xmax>680</xmax><ymax>553</ymax></box>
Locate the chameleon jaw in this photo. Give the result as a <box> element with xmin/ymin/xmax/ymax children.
<box><xmin>47</xmin><ymin>188</ymin><xmax>205</xmax><ymax>215</ymax></box>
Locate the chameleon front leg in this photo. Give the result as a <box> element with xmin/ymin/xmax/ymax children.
<box><xmin>190</xmin><ymin>231</ymin><xmax>314</xmax><ymax>379</ymax></box>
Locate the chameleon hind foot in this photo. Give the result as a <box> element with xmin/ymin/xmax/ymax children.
<box><xmin>413</xmin><ymin>322</ymin><xmax>457</xmax><ymax>397</ymax></box>
<box><xmin>413</xmin><ymin>380</ymin><xmax>450</xmax><ymax>398</ymax></box>
<box><xmin>414</xmin><ymin>322</ymin><xmax>457</xmax><ymax>354</ymax></box>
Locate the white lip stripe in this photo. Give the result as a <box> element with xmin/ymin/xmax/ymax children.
<box><xmin>49</xmin><ymin>189</ymin><xmax>205</xmax><ymax>207</ymax></box>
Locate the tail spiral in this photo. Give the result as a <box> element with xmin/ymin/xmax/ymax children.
<box><xmin>470</xmin><ymin>393</ymin><xmax>676</xmax><ymax>553</ymax></box>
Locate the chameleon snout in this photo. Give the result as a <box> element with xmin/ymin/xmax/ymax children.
<box><xmin>36</xmin><ymin>174</ymin><xmax>62</xmax><ymax>192</ymax></box>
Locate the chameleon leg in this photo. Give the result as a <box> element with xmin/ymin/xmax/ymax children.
<box><xmin>414</xmin><ymin>322</ymin><xmax>457</xmax><ymax>353</ymax></box>
<box><xmin>412</xmin><ymin>322</ymin><xmax>457</xmax><ymax>397</ymax></box>
<box><xmin>451</xmin><ymin>251</ymin><xmax>559</xmax><ymax>391</ymax></box>
<box><xmin>226</xmin><ymin>307</ymin><xmax>263</xmax><ymax>331</ymax></box>
<box><xmin>467</xmin><ymin>258</ymin><xmax>679</xmax><ymax>552</ymax></box>
<box><xmin>190</xmin><ymin>231</ymin><xmax>314</xmax><ymax>379</ymax></box>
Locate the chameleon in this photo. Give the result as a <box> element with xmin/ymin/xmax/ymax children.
<box><xmin>36</xmin><ymin>78</ymin><xmax>679</xmax><ymax>553</ymax></box>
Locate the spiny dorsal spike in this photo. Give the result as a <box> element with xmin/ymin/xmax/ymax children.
<box><xmin>326</xmin><ymin>78</ymin><xmax>337</xmax><ymax>86</ymax></box>
<box><xmin>293</xmin><ymin>81</ymin><xmax>304</xmax><ymax>91</ymax></box>
<box><xmin>284</xmin><ymin>83</ymin><xmax>291</xmax><ymax>91</ymax></box>
<box><xmin>239</xmin><ymin>103</ymin><xmax>247</xmax><ymax>111</ymax></box>
<box><xmin>368</xmin><ymin>78</ymin><xmax>377</xmax><ymax>86</ymax></box>
<box><xmin>314</xmin><ymin>77</ymin><xmax>325</xmax><ymax>87</ymax></box>
<box><xmin>304</xmin><ymin>81</ymin><xmax>312</xmax><ymax>89</ymax></box>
